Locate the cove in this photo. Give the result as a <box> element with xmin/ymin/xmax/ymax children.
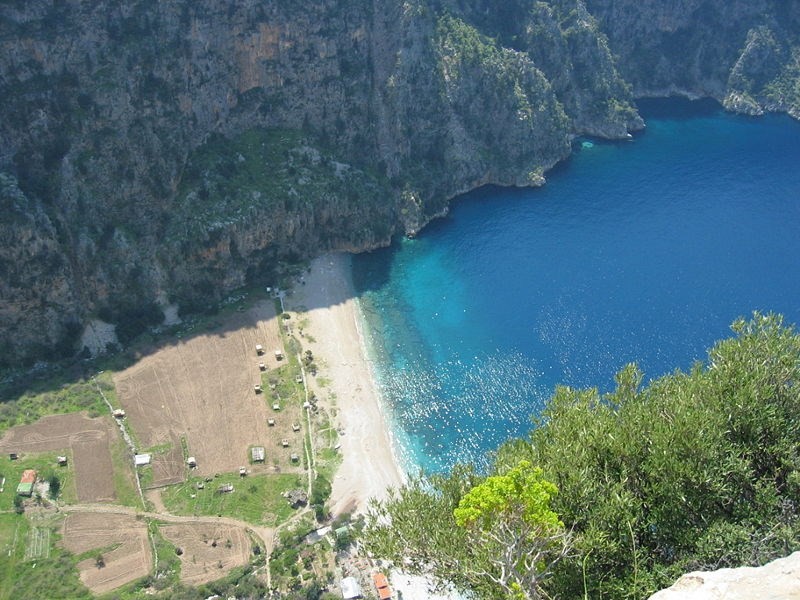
<box><xmin>352</xmin><ymin>99</ymin><xmax>800</xmax><ymax>474</ymax></box>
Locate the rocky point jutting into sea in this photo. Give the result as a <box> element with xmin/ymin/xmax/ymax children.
<box><xmin>1</xmin><ymin>0</ymin><xmax>799</xmax><ymax>367</ymax></box>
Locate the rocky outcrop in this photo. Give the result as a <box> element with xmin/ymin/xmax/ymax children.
<box><xmin>585</xmin><ymin>0</ymin><xmax>800</xmax><ymax>115</ymax></box>
<box><xmin>649</xmin><ymin>551</ymin><xmax>800</xmax><ymax>600</ymax></box>
<box><xmin>0</xmin><ymin>0</ymin><xmax>798</xmax><ymax>366</ymax></box>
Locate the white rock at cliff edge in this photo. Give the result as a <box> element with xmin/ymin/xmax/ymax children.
<box><xmin>649</xmin><ymin>552</ymin><xmax>800</xmax><ymax>600</ymax></box>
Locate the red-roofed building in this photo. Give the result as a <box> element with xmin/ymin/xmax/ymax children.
<box><xmin>378</xmin><ymin>587</ymin><xmax>392</xmax><ymax>600</ymax></box>
<box><xmin>373</xmin><ymin>573</ymin><xmax>392</xmax><ymax>600</ymax></box>
<box><xmin>16</xmin><ymin>469</ymin><xmax>36</xmax><ymax>496</ymax></box>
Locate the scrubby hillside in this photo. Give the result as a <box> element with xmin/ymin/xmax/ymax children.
<box><xmin>1</xmin><ymin>0</ymin><xmax>798</xmax><ymax>366</ymax></box>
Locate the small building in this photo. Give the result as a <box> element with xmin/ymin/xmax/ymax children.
<box><xmin>285</xmin><ymin>489</ymin><xmax>308</xmax><ymax>508</ymax></box>
<box><xmin>134</xmin><ymin>453</ymin><xmax>151</xmax><ymax>466</ymax></box>
<box><xmin>196</xmin><ymin>482</ymin><xmax>205</xmax><ymax>490</ymax></box>
<box><xmin>251</xmin><ymin>446</ymin><xmax>266</xmax><ymax>462</ymax></box>
<box><xmin>292</xmin><ymin>423</ymin><xmax>301</xmax><ymax>432</ymax></box>
<box><xmin>57</xmin><ymin>456</ymin><xmax>68</xmax><ymax>466</ymax></box>
<box><xmin>255</xmin><ymin>344</ymin><xmax>264</xmax><ymax>355</ymax></box>
<box><xmin>304</xmin><ymin>525</ymin><xmax>332</xmax><ymax>545</ymax></box>
<box><xmin>187</xmin><ymin>456</ymin><xmax>197</xmax><ymax>468</ymax></box>
<box><xmin>254</xmin><ymin>384</ymin><xmax>262</xmax><ymax>393</ymax></box>
<box><xmin>274</xmin><ymin>349</ymin><xmax>283</xmax><ymax>360</ymax></box>
<box><xmin>373</xmin><ymin>573</ymin><xmax>392</xmax><ymax>600</ymax></box>
<box><xmin>217</xmin><ymin>484</ymin><xmax>234</xmax><ymax>493</ymax></box>
<box><xmin>16</xmin><ymin>469</ymin><xmax>36</xmax><ymax>496</ymax></box>
<box><xmin>258</xmin><ymin>362</ymin><xmax>266</xmax><ymax>371</ymax></box>
<box><xmin>267</xmin><ymin>418</ymin><xmax>275</xmax><ymax>427</ymax></box>
<box><xmin>290</xmin><ymin>453</ymin><xmax>299</xmax><ymax>462</ymax></box>
<box><xmin>272</xmin><ymin>403</ymin><xmax>280</xmax><ymax>411</ymax></box>
<box><xmin>239</xmin><ymin>466</ymin><xmax>247</xmax><ymax>477</ymax></box>
<box><xmin>335</xmin><ymin>525</ymin><xmax>350</xmax><ymax>540</ymax></box>
<box><xmin>112</xmin><ymin>409</ymin><xmax>126</xmax><ymax>418</ymax></box>
<box><xmin>281</xmin><ymin>439</ymin><xmax>289</xmax><ymax>448</ymax></box>
<box><xmin>9</xmin><ymin>453</ymin><xmax>17</xmax><ymax>460</ymax></box>
<box><xmin>378</xmin><ymin>587</ymin><xmax>392</xmax><ymax>600</ymax></box>
<box><xmin>295</xmin><ymin>376</ymin><xmax>303</xmax><ymax>384</ymax></box>
<box><xmin>341</xmin><ymin>576</ymin><xmax>363</xmax><ymax>600</ymax></box>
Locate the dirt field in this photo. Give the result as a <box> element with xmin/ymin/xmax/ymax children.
<box><xmin>160</xmin><ymin>522</ymin><xmax>252</xmax><ymax>585</ymax></box>
<box><xmin>61</xmin><ymin>512</ymin><xmax>152</xmax><ymax>594</ymax></box>
<box><xmin>114</xmin><ymin>299</ymin><xmax>299</xmax><ymax>481</ymax></box>
<box><xmin>150</xmin><ymin>433</ymin><xmax>185</xmax><ymax>488</ymax></box>
<box><xmin>0</xmin><ymin>413</ymin><xmax>121</xmax><ymax>503</ymax></box>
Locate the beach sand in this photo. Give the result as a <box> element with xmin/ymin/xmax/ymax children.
<box><xmin>285</xmin><ymin>253</ymin><xmax>405</xmax><ymax>516</ymax></box>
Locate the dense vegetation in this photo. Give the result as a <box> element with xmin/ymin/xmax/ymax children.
<box><xmin>365</xmin><ymin>313</ymin><xmax>800</xmax><ymax>599</ymax></box>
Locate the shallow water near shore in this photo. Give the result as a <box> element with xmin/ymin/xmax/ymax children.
<box><xmin>352</xmin><ymin>99</ymin><xmax>800</xmax><ymax>474</ymax></box>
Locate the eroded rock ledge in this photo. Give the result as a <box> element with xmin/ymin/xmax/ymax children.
<box><xmin>649</xmin><ymin>552</ymin><xmax>800</xmax><ymax>600</ymax></box>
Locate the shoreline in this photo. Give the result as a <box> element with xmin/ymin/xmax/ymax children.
<box><xmin>284</xmin><ymin>253</ymin><xmax>405</xmax><ymax>516</ymax></box>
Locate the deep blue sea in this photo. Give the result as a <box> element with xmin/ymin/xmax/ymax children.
<box><xmin>352</xmin><ymin>99</ymin><xmax>800</xmax><ymax>474</ymax></box>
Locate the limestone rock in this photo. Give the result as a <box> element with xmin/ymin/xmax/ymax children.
<box><xmin>649</xmin><ymin>552</ymin><xmax>800</xmax><ymax>600</ymax></box>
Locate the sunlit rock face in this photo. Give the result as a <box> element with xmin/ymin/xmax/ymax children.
<box><xmin>649</xmin><ymin>552</ymin><xmax>800</xmax><ymax>600</ymax></box>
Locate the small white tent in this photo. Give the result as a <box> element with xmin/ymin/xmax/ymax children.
<box><xmin>341</xmin><ymin>576</ymin><xmax>362</xmax><ymax>599</ymax></box>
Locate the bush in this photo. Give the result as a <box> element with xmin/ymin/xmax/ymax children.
<box><xmin>48</xmin><ymin>474</ymin><xmax>61</xmax><ymax>499</ymax></box>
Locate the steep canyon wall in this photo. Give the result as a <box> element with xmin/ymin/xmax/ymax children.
<box><xmin>0</xmin><ymin>0</ymin><xmax>797</xmax><ymax>365</ymax></box>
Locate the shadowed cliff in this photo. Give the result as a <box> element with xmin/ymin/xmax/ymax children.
<box><xmin>0</xmin><ymin>0</ymin><xmax>797</xmax><ymax>366</ymax></box>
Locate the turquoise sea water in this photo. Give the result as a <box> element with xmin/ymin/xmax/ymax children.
<box><xmin>352</xmin><ymin>99</ymin><xmax>800</xmax><ymax>474</ymax></box>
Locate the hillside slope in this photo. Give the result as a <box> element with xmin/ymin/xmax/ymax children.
<box><xmin>1</xmin><ymin>0</ymin><xmax>797</xmax><ymax>365</ymax></box>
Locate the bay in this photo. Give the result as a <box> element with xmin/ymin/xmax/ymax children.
<box><xmin>352</xmin><ymin>99</ymin><xmax>800</xmax><ymax>474</ymax></box>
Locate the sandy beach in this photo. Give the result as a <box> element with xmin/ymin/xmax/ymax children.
<box><xmin>285</xmin><ymin>253</ymin><xmax>405</xmax><ymax>516</ymax></box>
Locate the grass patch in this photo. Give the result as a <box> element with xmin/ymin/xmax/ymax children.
<box><xmin>93</xmin><ymin>372</ymin><xmax>120</xmax><ymax>409</ymax></box>
<box><xmin>109</xmin><ymin>437</ymin><xmax>142</xmax><ymax>509</ymax></box>
<box><xmin>0</xmin><ymin>377</ymin><xmax>107</xmax><ymax>437</ymax></box>
<box><xmin>74</xmin><ymin>541</ymin><xmax>121</xmax><ymax>562</ymax></box>
<box><xmin>265</xmin><ymin>363</ymin><xmax>304</xmax><ymax>407</ymax></box>
<box><xmin>161</xmin><ymin>472</ymin><xmax>300</xmax><ymax>526</ymax></box>
<box><xmin>0</xmin><ymin>513</ymin><xmax>90</xmax><ymax>600</ymax></box>
<box><xmin>0</xmin><ymin>453</ymin><xmax>76</xmax><ymax>510</ymax></box>
<box><xmin>149</xmin><ymin>522</ymin><xmax>182</xmax><ymax>591</ymax></box>
<box><xmin>145</xmin><ymin>441</ymin><xmax>174</xmax><ymax>455</ymax></box>
<box><xmin>316</xmin><ymin>447</ymin><xmax>342</xmax><ymax>484</ymax></box>
<box><xmin>137</xmin><ymin>463</ymin><xmax>154</xmax><ymax>491</ymax></box>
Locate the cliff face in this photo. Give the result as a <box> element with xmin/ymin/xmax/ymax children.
<box><xmin>0</xmin><ymin>0</ymin><xmax>797</xmax><ymax>365</ymax></box>
<box><xmin>585</xmin><ymin>0</ymin><xmax>800</xmax><ymax>116</ymax></box>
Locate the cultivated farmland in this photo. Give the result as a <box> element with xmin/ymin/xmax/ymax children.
<box><xmin>114</xmin><ymin>299</ymin><xmax>304</xmax><ymax>482</ymax></box>
<box><xmin>160</xmin><ymin>522</ymin><xmax>252</xmax><ymax>585</ymax></box>
<box><xmin>61</xmin><ymin>512</ymin><xmax>151</xmax><ymax>594</ymax></box>
<box><xmin>0</xmin><ymin>413</ymin><xmax>128</xmax><ymax>503</ymax></box>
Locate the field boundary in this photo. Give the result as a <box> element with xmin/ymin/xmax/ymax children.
<box><xmin>24</xmin><ymin>526</ymin><xmax>51</xmax><ymax>560</ymax></box>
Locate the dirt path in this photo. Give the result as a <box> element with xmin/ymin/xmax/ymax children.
<box><xmin>145</xmin><ymin>489</ymin><xmax>166</xmax><ymax>513</ymax></box>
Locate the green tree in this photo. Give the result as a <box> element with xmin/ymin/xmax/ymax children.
<box><xmin>366</xmin><ymin>315</ymin><xmax>800</xmax><ymax>599</ymax></box>
<box><xmin>48</xmin><ymin>473</ymin><xmax>61</xmax><ymax>499</ymax></box>
<box><xmin>453</xmin><ymin>461</ymin><xmax>570</xmax><ymax>600</ymax></box>
<box><xmin>365</xmin><ymin>463</ymin><xmax>569</xmax><ymax>600</ymax></box>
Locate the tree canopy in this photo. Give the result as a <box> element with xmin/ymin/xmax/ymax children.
<box><xmin>364</xmin><ymin>313</ymin><xmax>800</xmax><ymax>599</ymax></box>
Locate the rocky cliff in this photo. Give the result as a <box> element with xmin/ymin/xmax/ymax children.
<box><xmin>586</xmin><ymin>0</ymin><xmax>800</xmax><ymax>116</ymax></box>
<box><xmin>649</xmin><ymin>551</ymin><xmax>800</xmax><ymax>600</ymax></box>
<box><xmin>0</xmin><ymin>0</ymin><xmax>797</xmax><ymax>366</ymax></box>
